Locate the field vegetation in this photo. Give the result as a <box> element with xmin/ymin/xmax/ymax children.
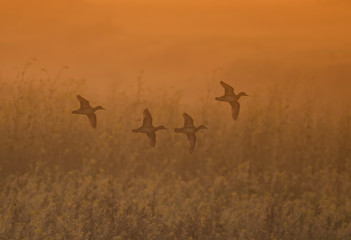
<box><xmin>0</xmin><ymin>66</ymin><xmax>350</xmax><ymax>239</ymax></box>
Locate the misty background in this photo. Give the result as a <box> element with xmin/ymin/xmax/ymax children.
<box><xmin>0</xmin><ymin>0</ymin><xmax>350</xmax><ymax>104</ymax></box>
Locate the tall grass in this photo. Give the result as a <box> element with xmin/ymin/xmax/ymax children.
<box><xmin>0</xmin><ymin>68</ymin><xmax>350</xmax><ymax>239</ymax></box>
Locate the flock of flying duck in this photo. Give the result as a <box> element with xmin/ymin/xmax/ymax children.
<box><xmin>72</xmin><ymin>81</ymin><xmax>249</xmax><ymax>153</ymax></box>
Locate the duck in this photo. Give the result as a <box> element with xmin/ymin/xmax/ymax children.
<box><xmin>72</xmin><ymin>95</ymin><xmax>105</xmax><ymax>128</ymax></box>
<box><xmin>174</xmin><ymin>113</ymin><xmax>207</xmax><ymax>153</ymax></box>
<box><xmin>215</xmin><ymin>81</ymin><xmax>248</xmax><ymax>120</ymax></box>
<box><xmin>132</xmin><ymin>108</ymin><xmax>167</xmax><ymax>147</ymax></box>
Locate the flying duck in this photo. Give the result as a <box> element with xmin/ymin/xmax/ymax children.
<box><xmin>174</xmin><ymin>113</ymin><xmax>207</xmax><ymax>153</ymax></box>
<box><xmin>132</xmin><ymin>108</ymin><xmax>167</xmax><ymax>147</ymax></box>
<box><xmin>72</xmin><ymin>95</ymin><xmax>105</xmax><ymax>128</ymax></box>
<box><xmin>215</xmin><ymin>81</ymin><xmax>248</xmax><ymax>120</ymax></box>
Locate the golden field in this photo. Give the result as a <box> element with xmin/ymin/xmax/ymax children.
<box><xmin>0</xmin><ymin>67</ymin><xmax>350</xmax><ymax>240</ymax></box>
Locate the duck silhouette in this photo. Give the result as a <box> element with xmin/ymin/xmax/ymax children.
<box><xmin>132</xmin><ymin>108</ymin><xmax>167</xmax><ymax>147</ymax></box>
<box><xmin>215</xmin><ymin>81</ymin><xmax>248</xmax><ymax>120</ymax></box>
<box><xmin>72</xmin><ymin>95</ymin><xmax>105</xmax><ymax>128</ymax></box>
<box><xmin>175</xmin><ymin>113</ymin><xmax>207</xmax><ymax>153</ymax></box>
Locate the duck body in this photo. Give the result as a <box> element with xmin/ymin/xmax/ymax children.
<box><xmin>174</xmin><ymin>113</ymin><xmax>207</xmax><ymax>153</ymax></box>
<box><xmin>133</xmin><ymin>125</ymin><xmax>166</xmax><ymax>134</ymax></box>
<box><xmin>215</xmin><ymin>95</ymin><xmax>238</xmax><ymax>103</ymax></box>
<box><xmin>215</xmin><ymin>81</ymin><xmax>248</xmax><ymax>120</ymax></box>
<box><xmin>175</xmin><ymin>126</ymin><xmax>203</xmax><ymax>135</ymax></box>
<box><xmin>72</xmin><ymin>106</ymin><xmax>102</xmax><ymax>115</ymax></box>
<box><xmin>72</xmin><ymin>95</ymin><xmax>105</xmax><ymax>128</ymax></box>
<box><xmin>132</xmin><ymin>109</ymin><xmax>167</xmax><ymax>147</ymax></box>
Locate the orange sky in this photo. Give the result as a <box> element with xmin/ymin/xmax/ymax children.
<box><xmin>0</xmin><ymin>0</ymin><xmax>350</xmax><ymax>101</ymax></box>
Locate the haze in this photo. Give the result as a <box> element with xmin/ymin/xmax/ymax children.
<box><xmin>1</xmin><ymin>0</ymin><xmax>350</xmax><ymax>101</ymax></box>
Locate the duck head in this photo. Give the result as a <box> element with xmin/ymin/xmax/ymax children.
<box><xmin>174</xmin><ymin>128</ymin><xmax>181</xmax><ymax>133</ymax></box>
<box><xmin>156</xmin><ymin>125</ymin><xmax>167</xmax><ymax>131</ymax></box>
<box><xmin>237</xmin><ymin>92</ymin><xmax>249</xmax><ymax>99</ymax></box>
<box><xmin>196</xmin><ymin>125</ymin><xmax>207</xmax><ymax>131</ymax></box>
<box><xmin>94</xmin><ymin>105</ymin><xmax>105</xmax><ymax>111</ymax></box>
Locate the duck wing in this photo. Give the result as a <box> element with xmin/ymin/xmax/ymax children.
<box><xmin>143</xmin><ymin>108</ymin><xmax>153</xmax><ymax>127</ymax></box>
<box><xmin>87</xmin><ymin>113</ymin><xmax>97</xmax><ymax>128</ymax></box>
<box><xmin>230</xmin><ymin>101</ymin><xmax>240</xmax><ymax>120</ymax></box>
<box><xmin>77</xmin><ymin>95</ymin><xmax>91</xmax><ymax>109</ymax></box>
<box><xmin>183</xmin><ymin>113</ymin><xmax>194</xmax><ymax>128</ymax></box>
<box><xmin>147</xmin><ymin>132</ymin><xmax>156</xmax><ymax>147</ymax></box>
<box><xmin>186</xmin><ymin>133</ymin><xmax>196</xmax><ymax>153</ymax></box>
<box><xmin>220</xmin><ymin>81</ymin><xmax>235</xmax><ymax>96</ymax></box>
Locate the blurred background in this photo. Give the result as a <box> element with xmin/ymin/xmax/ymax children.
<box><xmin>0</xmin><ymin>0</ymin><xmax>350</xmax><ymax>103</ymax></box>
